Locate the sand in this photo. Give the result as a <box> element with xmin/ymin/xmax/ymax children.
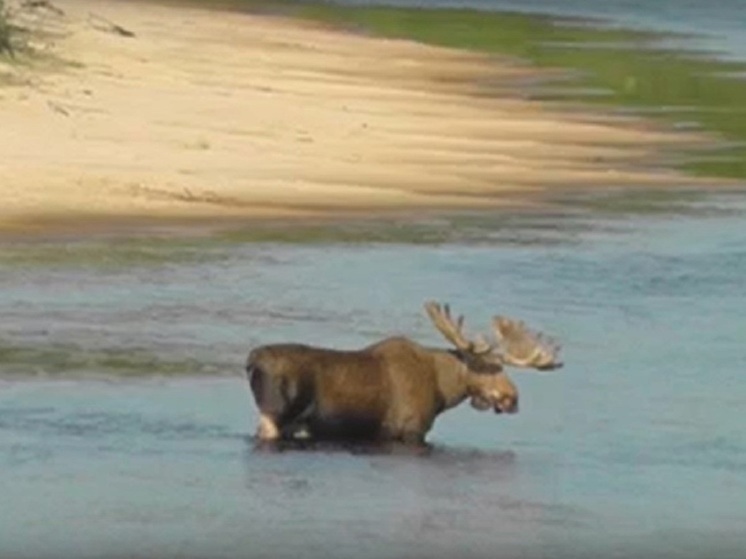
<box><xmin>0</xmin><ymin>0</ymin><xmax>718</xmax><ymax>233</ymax></box>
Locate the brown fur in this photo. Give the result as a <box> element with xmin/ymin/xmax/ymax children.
<box><xmin>246</xmin><ymin>336</ymin><xmax>518</xmax><ymax>445</ymax></box>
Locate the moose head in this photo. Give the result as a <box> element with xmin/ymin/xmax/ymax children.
<box><xmin>424</xmin><ymin>301</ymin><xmax>561</xmax><ymax>415</ymax></box>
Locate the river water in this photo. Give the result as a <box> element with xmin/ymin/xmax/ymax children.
<box><xmin>1</xmin><ymin>193</ymin><xmax>745</xmax><ymax>559</ymax></box>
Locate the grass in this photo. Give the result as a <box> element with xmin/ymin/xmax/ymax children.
<box><xmin>0</xmin><ymin>0</ymin><xmax>12</xmax><ymax>57</ymax></box>
<box><xmin>0</xmin><ymin>236</ymin><xmax>229</xmax><ymax>268</ymax></box>
<box><xmin>0</xmin><ymin>339</ymin><xmax>229</xmax><ymax>377</ymax></box>
<box><xmin>0</xmin><ymin>0</ymin><xmax>80</xmax><ymax>76</ymax></box>
<box><xmin>235</xmin><ymin>1</ymin><xmax>746</xmax><ymax>179</ymax></box>
<box><xmin>547</xmin><ymin>187</ymin><xmax>734</xmax><ymax>216</ymax></box>
<box><xmin>214</xmin><ymin>219</ymin><xmax>454</xmax><ymax>244</ymax></box>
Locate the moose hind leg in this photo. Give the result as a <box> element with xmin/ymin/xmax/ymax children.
<box><xmin>257</xmin><ymin>413</ymin><xmax>281</xmax><ymax>441</ymax></box>
<box><xmin>248</xmin><ymin>363</ymin><xmax>313</xmax><ymax>441</ymax></box>
<box><xmin>248</xmin><ymin>364</ymin><xmax>285</xmax><ymax>441</ymax></box>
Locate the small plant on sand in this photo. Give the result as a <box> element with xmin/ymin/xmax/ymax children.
<box><xmin>0</xmin><ymin>0</ymin><xmax>21</xmax><ymax>59</ymax></box>
<box><xmin>0</xmin><ymin>0</ymin><xmax>14</xmax><ymax>57</ymax></box>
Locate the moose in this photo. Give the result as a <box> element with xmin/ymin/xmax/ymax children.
<box><xmin>246</xmin><ymin>301</ymin><xmax>561</xmax><ymax>445</ymax></box>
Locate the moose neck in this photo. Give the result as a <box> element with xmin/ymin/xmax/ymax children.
<box><xmin>431</xmin><ymin>349</ymin><xmax>472</xmax><ymax>410</ymax></box>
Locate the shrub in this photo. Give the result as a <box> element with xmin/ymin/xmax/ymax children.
<box><xmin>0</xmin><ymin>0</ymin><xmax>13</xmax><ymax>57</ymax></box>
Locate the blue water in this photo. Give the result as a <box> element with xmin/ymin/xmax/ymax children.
<box><xmin>339</xmin><ymin>0</ymin><xmax>746</xmax><ymax>62</ymax></box>
<box><xmin>1</xmin><ymin>200</ymin><xmax>745</xmax><ymax>558</ymax></box>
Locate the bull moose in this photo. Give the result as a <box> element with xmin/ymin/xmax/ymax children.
<box><xmin>246</xmin><ymin>301</ymin><xmax>561</xmax><ymax>445</ymax></box>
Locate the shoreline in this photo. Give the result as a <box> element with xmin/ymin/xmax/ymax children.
<box><xmin>0</xmin><ymin>0</ymin><xmax>734</xmax><ymax>237</ymax></box>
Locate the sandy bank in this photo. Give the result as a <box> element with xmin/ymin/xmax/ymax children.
<box><xmin>0</xmin><ymin>0</ymin><xmax>717</xmax><ymax>233</ymax></box>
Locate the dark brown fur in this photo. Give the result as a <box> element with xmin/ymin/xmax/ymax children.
<box><xmin>246</xmin><ymin>336</ymin><xmax>518</xmax><ymax>445</ymax></box>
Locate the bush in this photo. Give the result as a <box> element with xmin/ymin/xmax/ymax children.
<box><xmin>0</xmin><ymin>0</ymin><xmax>13</xmax><ymax>56</ymax></box>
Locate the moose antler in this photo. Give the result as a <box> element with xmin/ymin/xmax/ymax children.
<box><xmin>493</xmin><ymin>316</ymin><xmax>562</xmax><ymax>370</ymax></box>
<box><xmin>424</xmin><ymin>301</ymin><xmax>492</xmax><ymax>355</ymax></box>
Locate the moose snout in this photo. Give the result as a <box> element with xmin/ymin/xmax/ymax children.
<box><xmin>493</xmin><ymin>392</ymin><xmax>518</xmax><ymax>414</ymax></box>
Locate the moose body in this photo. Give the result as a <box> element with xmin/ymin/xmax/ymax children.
<box><xmin>248</xmin><ymin>337</ymin><xmax>517</xmax><ymax>444</ymax></box>
<box><xmin>246</xmin><ymin>302</ymin><xmax>561</xmax><ymax>444</ymax></box>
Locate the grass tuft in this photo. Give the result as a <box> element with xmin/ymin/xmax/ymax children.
<box><xmin>0</xmin><ymin>339</ymin><xmax>230</xmax><ymax>377</ymax></box>
<box><xmin>0</xmin><ymin>0</ymin><xmax>13</xmax><ymax>57</ymax></box>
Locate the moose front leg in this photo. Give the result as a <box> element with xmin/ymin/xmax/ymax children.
<box><xmin>381</xmin><ymin>415</ymin><xmax>430</xmax><ymax>446</ymax></box>
<box><xmin>398</xmin><ymin>431</ymin><xmax>426</xmax><ymax>446</ymax></box>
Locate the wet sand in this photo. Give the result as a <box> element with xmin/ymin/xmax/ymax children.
<box><xmin>0</xmin><ymin>0</ymin><xmax>717</xmax><ymax>234</ymax></box>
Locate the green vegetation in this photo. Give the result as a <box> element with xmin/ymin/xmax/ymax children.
<box><xmin>0</xmin><ymin>237</ymin><xmax>229</xmax><ymax>268</ymax></box>
<box><xmin>239</xmin><ymin>1</ymin><xmax>746</xmax><ymax>179</ymax></box>
<box><xmin>0</xmin><ymin>339</ymin><xmax>228</xmax><ymax>377</ymax></box>
<box><xmin>547</xmin><ymin>187</ymin><xmax>728</xmax><ymax>216</ymax></box>
<box><xmin>0</xmin><ymin>0</ymin><xmax>12</xmax><ymax>57</ymax></box>
<box><xmin>214</xmin><ymin>219</ymin><xmax>454</xmax><ymax>244</ymax></box>
<box><xmin>0</xmin><ymin>1</ymin><xmax>72</xmax><ymax>73</ymax></box>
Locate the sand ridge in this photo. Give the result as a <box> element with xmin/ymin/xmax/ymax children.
<box><xmin>0</xmin><ymin>0</ymin><xmax>715</xmax><ymax>232</ymax></box>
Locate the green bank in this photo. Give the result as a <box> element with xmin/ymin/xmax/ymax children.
<box><xmin>0</xmin><ymin>339</ymin><xmax>230</xmax><ymax>377</ymax></box>
<box><xmin>238</xmin><ymin>0</ymin><xmax>746</xmax><ymax>180</ymax></box>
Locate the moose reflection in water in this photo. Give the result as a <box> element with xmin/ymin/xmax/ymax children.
<box><xmin>246</xmin><ymin>301</ymin><xmax>562</xmax><ymax>445</ymax></box>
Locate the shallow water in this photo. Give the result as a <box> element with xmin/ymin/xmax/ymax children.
<box><xmin>1</xmin><ymin>199</ymin><xmax>746</xmax><ymax>559</ymax></box>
